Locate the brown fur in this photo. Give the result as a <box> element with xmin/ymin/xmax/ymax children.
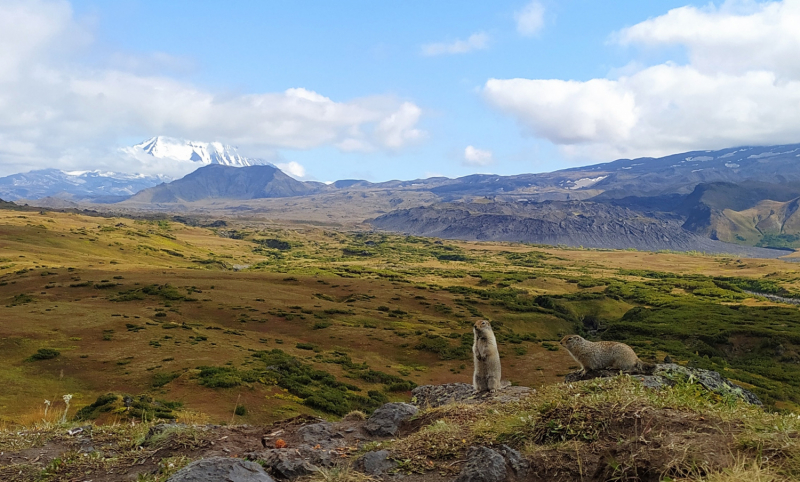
<box><xmin>560</xmin><ymin>335</ymin><xmax>655</xmax><ymax>374</ymax></box>
<box><xmin>473</xmin><ymin>319</ymin><xmax>502</xmax><ymax>392</ymax></box>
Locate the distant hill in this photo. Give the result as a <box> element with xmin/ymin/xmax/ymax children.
<box><xmin>11</xmin><ymin>142</ymin><xmax>800</xmax><ymax>255</ymax></box>
<box><xmin>125</xmin><ymin>164</ymin><xmax>320</xmax><ymax>203</ymax></box>
<box><xmin>371</xmin><ymin>201</ymin><xmax>786</xmax><ymax>257</ymax></box>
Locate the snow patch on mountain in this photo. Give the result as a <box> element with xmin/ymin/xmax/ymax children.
<box><xmin>120</xmin><ymin>137</ymin><xmax>275</xmax><ymax>176</ymax></box>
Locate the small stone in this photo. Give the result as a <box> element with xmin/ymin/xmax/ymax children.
<box><xmin>166</xmin><ymin>457</ymin><xmax>275</xmax><ymax>482</ymax></box>
<box><xmin>356</xmin><ymin>450</ymin><xmax>396</xmax><ymax>476</ymax></box>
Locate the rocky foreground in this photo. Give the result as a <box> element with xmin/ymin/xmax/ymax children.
<box><xmin>2</xmin><ymin>365</ymin><xmax>796</xmax><ymax>482</ymax></box>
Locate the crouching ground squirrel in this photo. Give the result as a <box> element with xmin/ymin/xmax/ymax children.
<box><xmin>560</xmin><ymin>335</ymin><xmax>655</xmax><ymax>375</ymax></box>
<box><xmin>473</xmin><ymin>319</ymin><xmax>502</xmax><ymax>392</ymax></box>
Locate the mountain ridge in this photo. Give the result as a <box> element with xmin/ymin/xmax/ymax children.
<box><xmin>125</xmin><ymin>164</ymin><xmax>316</xmax><ymax>203</ymax></box>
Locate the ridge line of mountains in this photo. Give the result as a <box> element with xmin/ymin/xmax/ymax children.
<box><xmin>5</xmin><ymin>141</ymin><xmax>800</xmax><ymax>257</ymax></box>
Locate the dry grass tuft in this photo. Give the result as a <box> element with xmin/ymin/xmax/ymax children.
<box><xmin>341</xmin><ymin>410</ymin><xmax>367</xmax><ymax>421</ymax></box>
<box><xmin>677</xmin><ymin>458</ymin><xmax>792</xmax><ymax>482</ymax></box>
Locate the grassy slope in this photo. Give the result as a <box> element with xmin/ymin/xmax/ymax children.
<box><xmin>2</xmin><ymin>208</ymin><xmax>800</xmax><ymax>427</ymax></box>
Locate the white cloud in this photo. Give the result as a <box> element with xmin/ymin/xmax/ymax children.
<box><xmin>422</xmin><ymin>32</ymin><xmax>489</xmax><ymax>56</ymax></box>
<box><xmin>373</xmin><ymin>102</ymin><xmax>426</xmax><ymax>149</ymax></box>
<box><xmin>463</xmin><ymin>146</ymin><xmax>495</xmax><ymax>166</ymax></box>
<box><xmin>514</xmin><ymin>1</ymin><xmax>545</xmax><ymax>37</ymax></box>
<box><xmin>0</xmin><ymin>0</ymin><xmax>425</xmax><ymax>176</ymax></box>
<box><xmin>615</xmin><ymin>0</ymin><xmax>800</xmax><ymax>79</ymax></box>
<box><xmin>484</xmin><ymin>0</ymin><xmax>800</xmax><ymax>160</ymax></box>
<box><xmin>276</xmin><ymin>161</ymin><xmax>306</xmax><ymax>179</ymax></box>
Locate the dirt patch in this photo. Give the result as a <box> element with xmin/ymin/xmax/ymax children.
<box><xmin>525</xmin><ymin>404</ymin><xmax>740</xmax><ymax>482</ymax></box>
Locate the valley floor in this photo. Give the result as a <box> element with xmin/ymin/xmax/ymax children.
<box><xmin>2</xmin><ymin>206</ymin><xmax>800</xmax><ymax>427</ymax></box>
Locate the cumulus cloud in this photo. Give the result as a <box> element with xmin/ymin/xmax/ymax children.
<box><xmin>615</xmin><ymin>0</ymin><xmax>800</xmax><ymax>79</ymax></box>
<box><xmin>276</xmin><ymin>161</ymin><xmax>306</xmax><ymax>179</ymax></box>
<box><xmin>421</xmin><ymin>32</ymin><xmax>489</xmax><ymax>56</ymax></box>
<box><xmin>484</xmin><ymin>0</ymin><xmax>800</xmax><ymax>160</ymax></box>
<box><xmin>463</xmin><ymin>146</ymin><xmax>495</xmax><ymax>166</ymax></box>
<box><xmin>0</xmin><ymin>0</ymin><xmax>425</xmax><ymax>176</ymax></box>
<box><xmin>514</xmin><ymin>1</ymin><xmax>545</xmax><ymax>37</ymax></box>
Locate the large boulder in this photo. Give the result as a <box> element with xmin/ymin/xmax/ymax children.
<box><xmin>564</xmin><ymin>363</ymin><xmax>762</xmax><ymax>405</ymax></box>
<box><xmin>166</xmin><ymin>457</ymin><xmax>274</xmax><ymax>482</ymax></box>
<box><xmin>363</xmin><ymin>402</ymin><xmax>418</xmax><ymax>437</ymax></box>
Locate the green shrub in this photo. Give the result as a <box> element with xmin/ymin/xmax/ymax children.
<box><xmin>74</xmin><ymin>393</ymin><xmax>180</xmax><ymax>421</ymax></box>
<box><xmin>152</xmin><ymin>372</ymin><xmax>180</xmax><ymax>388</ymax></box>
<box><xmin>27</xmin><ymin>348</ymin><xmax>60</xmax><ymax>361</ymax></box>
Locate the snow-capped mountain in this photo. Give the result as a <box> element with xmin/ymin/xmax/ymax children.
<box><xmin>0</xmin><ymin>137</ymin><xmax>277</xmax><ymax>202</ymax></box>
<box><xmin>121</xmin><ymin>136</ymin><xmax>274</xmax><ymax>169</ymax></box>
<box><xmin>0</xmin><ymin>169</ymin><xmax>169</xmax><ymax>202</ymax></box>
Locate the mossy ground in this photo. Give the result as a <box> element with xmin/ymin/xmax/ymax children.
<box><xmin>389</xmin><ymin>376</ymin><xmax>800</xmax><ymax>481</ymax></box>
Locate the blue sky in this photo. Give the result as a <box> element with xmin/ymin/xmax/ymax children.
<box><xmin>2</xmin><ymin>1</ymin><xmax>799</xmax><ymax>181</ymax></box>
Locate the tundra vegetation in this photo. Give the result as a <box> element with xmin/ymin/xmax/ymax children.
<box><xmin>2</xmin><ymin>206</ymin><xmax>800</xmax><ymax>427</ymax></box>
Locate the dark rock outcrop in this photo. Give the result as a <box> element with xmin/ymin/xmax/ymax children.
<box><xmin>296</xmin><ymin>422</ymin><xmax>340</xmax><ymax>447</ymax></box>
<box><xmin>248</xmin><ymin>420</ymin><xmax>349</xmax><ymax>479</ymax></box>
<box><xmin>455</xmin><ymin>446</ymin><xmax>507</xmax><ymax>482</ymax></box>
<box><xmin>496</xmin><ymin>445</ymin><xmax>529</xmax><ymax>478</ymax></box>
<box><xmin>564</xmin><ymin>363</ymin><xmax>762</xmax><ymax>405</ymax></box>
<box><xmin>454</xmin><ymin>445</ymin><xmax>529</xmax><ymax>482</ymax></box>
<box><xmin>411</xmin><ymin>383</ymin><xmax>533</xmax><ymax>409</ymax></box>
<box><xmin>166</xmin><ymin>457</ymin><xmax>274</xmax><ymax>482</ymax></box>
<box><xmin>355</xmin><ymin>449</ymin><xmax>396</xmax><ymax>476</ymax></box>
<box><xmin>256</xmin><ymin>449</ymin><xmax>320</xmax><ymax>479</ymax></box>
<box><xmin>363</xmin><ymin>402</ymin><xmax>418</xmax><ymax>437</ymax></box>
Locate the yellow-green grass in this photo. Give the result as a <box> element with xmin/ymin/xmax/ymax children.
<box><xmin>390</xmin><ymin>376</ymin><xmax>800</xmax><ymax>480</ymax></box>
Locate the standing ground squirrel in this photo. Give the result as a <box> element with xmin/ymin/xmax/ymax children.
<box><xmin>473</xmin><ymin>319</ymin><xmax>502</xmax><ymax>392</ymax></box>
<box><xmin>560</xmin><ymin>335</ymin><xmax>655</xmax><ymax>374</ymax></box>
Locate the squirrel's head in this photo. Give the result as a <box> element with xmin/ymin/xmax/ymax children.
<box><xmin>474</xmin><ymin>319</ymin><xmax>491</xmax><ymax>332</ymax></box>
<box><xmin>560</xmin><ymin>334</ymin><xmax>583</xmax><ymax>347</ymax></box>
